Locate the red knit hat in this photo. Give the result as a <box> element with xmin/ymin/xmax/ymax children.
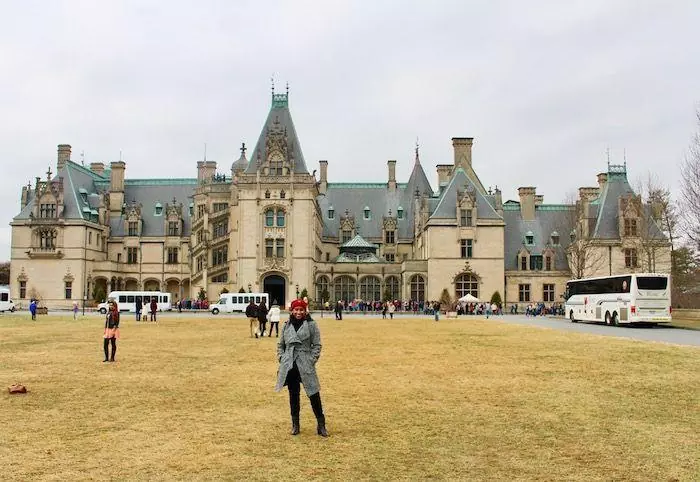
<box><xmin>290</xmin><ymin>299</ymin><xmax>307</xmax><ymax>311</ymax></box>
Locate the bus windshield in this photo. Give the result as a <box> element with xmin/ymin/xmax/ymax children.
<box><xmin>637</xmin><ymin>277</ymin><xmax>668</xmax><ymax>290</ymax></box>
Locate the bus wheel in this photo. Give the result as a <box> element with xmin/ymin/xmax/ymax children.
<box><xmin>212</xmin><ymin>308</ymin><xmax>219</xmax><ymax>315</ymax></box>
<box><xmin>99</xmin><ymin>308</ymin><xmax>107</xmax><ymax>315</ymax></box>
<box><xmin>611</xmin><ymin>312</ymin><xmax>619</xmax><ymax>327</ymax></box>
<box><xmin>605</xmin><ymin>312</ymin><xmax>611</xmax><ymax>325</ymax></box>
<box><xmin>570</xmin><ymin>311</ymin><xmax>577</xmax><ymax>323</ymax></box>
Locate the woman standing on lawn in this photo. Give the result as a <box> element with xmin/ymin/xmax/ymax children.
<box><xmin>275</xmin><ymin>298</ymin><xmax>328</xmax><ymax>437</ymax></box>
<box><xmin>257</xmin><ymin>299</ymin><xmax>269</xmax><ymax>337</ymax></box>
<box><xmin>103</xmin><ymin>300</ymin><xmax>120</xmax><ymax>362</ymax></box>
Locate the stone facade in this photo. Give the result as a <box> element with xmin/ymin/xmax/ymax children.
<box><xmin>9</xmin><ymin>92</ymin><xmax>672</xmax><ymax>309</ymax></box>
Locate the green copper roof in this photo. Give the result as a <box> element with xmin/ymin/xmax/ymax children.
<box><xmin>94</xmin><ymin>178</ymin><xmax>198</xmax><ymax>187</ymax></box>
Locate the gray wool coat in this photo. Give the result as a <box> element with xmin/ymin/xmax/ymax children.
<box><xmin>275</xmin><ymin>318</ymin><xmax>322</xmax><ymax>396</ymax></box>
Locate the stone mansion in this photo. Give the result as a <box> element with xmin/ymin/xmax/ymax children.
<box><xmin>9</xmin><ymin>92</ymin><xmax>671</xmax><ymax>309</ymax></box>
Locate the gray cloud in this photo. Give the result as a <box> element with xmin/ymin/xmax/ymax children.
<box><xmin>2</xmin><ymin>0</ymin><xmax>699</xmax><ymax>258</ymax></box>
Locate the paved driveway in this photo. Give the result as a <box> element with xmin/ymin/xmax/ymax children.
<box><xmin>492</xmin><ymin>314</ymin><xmax>700</xmax><ymax>347</ymax></box>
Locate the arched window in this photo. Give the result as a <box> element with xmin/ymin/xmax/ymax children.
<box><xmin>385</xmin><ymin>276</ymin><xmax>400</xmax><ymax>301</ymax></box>
<box><xmin>334</xmin><ymin>276</ymin><xmax>356</xmax><ymax>303</ymax></box>
<box><xmin>276</xmin><ymin>210</ymin><xmax>285</xmax><ymax>227</ymax></box>
<box><xmin>359</xmin><ymin>276</ymin><xmax>381</xmax><ymax>302</ymax></box>
<box><xmin>410</xmin><ymin>274</ymin><xmax>425</xmax><ymax>302</ymax></box>
<box><xmin>455</xmin><ymin>274</ymin><xmax>478</xmax><ymax>299</ymax></box>
<box><xmin>265</xmin><ymin>209</ymin><xmax>274</xmax><ymax>227</ymax></box>
<box><xmin>316</xmin><ymin>276</ymin><xmax>330</xmax><ymax>303</ymax></box>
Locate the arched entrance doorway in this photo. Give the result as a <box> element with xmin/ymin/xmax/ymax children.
<box><xmin>263</xmin><ymin>274</ymin><xmax>286</xmax><ymax>308</ymax></box>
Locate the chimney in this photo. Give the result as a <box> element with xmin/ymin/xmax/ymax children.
<box><xmin>494</xmin><ymin>187</ymin><xmax>503</xmax><ymax>216</ymax></box>
<box><xmin>21</xmin><ymin>184</ymin><xmax>30</xmax><ymax>209</ymax></box>
<box><xmin>90</xmin><ymin>162</ymin><xmax>105</xmax><ymax>176</ymax></box>
<box><xmin>452</xmin><ymin>137</ymin><xmax>473</xmax><ymax>171</ymax></box>
<box><xmin>197</xmin><ymin>161</ymin><xmax>217</xmax><ymax>183</ymax></box>
<box><xmin>387</xmin><ymin>160</ymin><xmax>397</xmax><ymax>190</ymax></box>
<box><xmin>518</xmin><ymin>187</ymin><xmax>536</xmax><ymax>221</ymax></box>
<box><xmin>436</xmin><ymin>165</ymin><xmax>453</xmax><ymax>193</ymax></box>
<box><xmin>109</xmin><ymin>161</ymin><xmax>126</xmax><ymax>212</ymax></box>
<box><xmin>597</xmin><ymin>172</ymin><xmax>608</xmax><ymax>191</ymax></box>
<box><xmin>535</xmin><ymin>194</ymin><xmax>544</xmax><ymax>206</ymax></box>
<box><xmin>57</xmin><ymin>144</ymin><xmax>71</xmax><ymax>172</ymax></box>
<box><xmin>319</xmin><ymin>160</ymin><xmax>328</xmax><ymax>195</ymax></box>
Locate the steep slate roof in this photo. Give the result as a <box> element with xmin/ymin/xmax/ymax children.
<box><xmin>340</xmin><ymin>234</ymin><xmax>377</xmax><ymax>249</ymax></box>
<box><xmin>429</xmin><ymin>168</ymin><xmax>502</xmax><ymax>220</ymax></box>
<box><xmin>502</xmin><ymin>203</ymin><xmax>573</xmax><ymax>271</ymax></box>
<box><xmin>591</xmin><ymin>166</ymin><xmax>664</xmax><ymax>240</ymax></box>
<box><xmin>244</xmin><ymin>93</ymin><xmax>309</xmax><ymax>175</ymax></box>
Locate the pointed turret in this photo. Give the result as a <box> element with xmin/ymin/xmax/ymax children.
<box><xmin>244</xmin><ymin>89</ymin><xmax>309</xmax><ymax>175</ymax></box>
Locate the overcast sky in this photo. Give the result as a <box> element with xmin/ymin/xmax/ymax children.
<box><xmin>2</xmin><ymin>0</ymin><xmax>699</xmax><ymax>260</ymax></box>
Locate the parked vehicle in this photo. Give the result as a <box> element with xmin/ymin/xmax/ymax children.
<box><xmin>211</xmin><ymin>293</ymin><xmax>269</xmax><ymax>315</ymax></box>
<box><xmin>0</xmin><ymin>287</ymin><xmax>16</xmax><ymax>312</ymax></box>
<box><xmin>97</xmin><ymin>291</ymin><xmax>172</xmax><ymax>314</ymax></box>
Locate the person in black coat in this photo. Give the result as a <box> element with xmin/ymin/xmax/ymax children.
<box><xmin>246</xmin><ymin>300</ymin><xmax>258</xmax><ymax>338</ymax></box>
<box><xmin>334</xmin><ymin>300</ymin><xmax>343</xmax><ymax>320</ymax></box>
<box><xmin>257</xmin><ymin>300</ymin><xmax>269</xmax><ymax>338</ymax></box>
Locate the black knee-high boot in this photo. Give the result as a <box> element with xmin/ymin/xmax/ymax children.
<box><xmin>110</xmin><ymin>338</ymin><xmax>117</xmax><ymax>361</ymax></box>
<box><xmin>103</xmin><ymin>339</ymin><xmax>109</xmax><ymax>362</ymax></box>
<box><xmin>310</xmin><ymin>392</ymin><xmax>328</xmax><ymax>437</ymax></box>
<box><xmin>289</xmin><ymin>386</ymin><xmax>300</xmax><ymax>435</ymax></box>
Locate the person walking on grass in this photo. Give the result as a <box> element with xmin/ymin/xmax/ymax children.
<box><xmin>72</xmin><ymin>301</ymin><xmax>79</xmax><ymax>320</ymax></box>
<box><xmin>257</xmin><ymin>300</ymin><xmax>269</xmax><ymax>338</ymax></box>
<box><xmin>135</xmin><ymin>296</ymin><xmax>143</xmax><ymax>321</ymax></box>
<box><xmin>388</xmin><ymin>301</ymin><xmax>396</xmax><ymax>320</ymax></box>
<box><xmin>103</xmin><ymin>301</ymin><xmax>120</xmax><ymax>362</ymax></box>
<box><xmin>150</xmin><ymin>297</ymin><xmax>158</xmax><ymax>322</ymax></box>
<box><xmin>433</xmin><ymin>301</ymin><xmax>440</xmax><ymax>322</ymax></box>
<box><xmin>268</xmin><ymin>302</ymin><xmax>281</xmax><ymax>337</ymax></box>
<box><xmin>246</xmin><ymin>299</ymin><xmax>258</xmax><ymax>338</ymax></box>
<box><xmin>29</xmin><ymin>299</ymin><xmax>37</xmax><ymax>321</ymax></box>
<box><xmin>275</xmin><ymin>298</ymin><xmax>328</xmax><ymax>437</ymax></box>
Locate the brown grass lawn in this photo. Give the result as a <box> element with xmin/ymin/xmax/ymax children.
<box><xmin>670</xmin><ymin>317</ymin><xmax>700</xmax><ymax>330</ymax></box>
<box><xmin>1</xmin><ymin>314</ymin><xmax>698</xmax><ymax>481</ymax></box>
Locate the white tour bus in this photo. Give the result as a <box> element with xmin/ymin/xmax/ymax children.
<box><xmin>97</xmin><ymin>291</ymin><xmax>172</xmax><ymax>314</ymax></box>
<box><xmin>211</xmin><ymin>292</ymin><xmax>270</xmax><ymax>315</ymax></box>
<box><xmin>565</xmin><ymin>273</ymin><xmax>671</xmax><ymax>325</ymax></box>
<box><xmin>0</xmin><ymin>287</ymin><xmax>16</xmax><ymax>312</ymax></box>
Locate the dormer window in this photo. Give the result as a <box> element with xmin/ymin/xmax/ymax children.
<box><xmin>364</xmin><ymin>206</ymin><xmax>371</xmax><ymax>220</ymax></box>
<box><xmin>525</xmin><ymin>231</ymin><xmax>534</xmax><ymax>245</ymax></box>
<box><xmin>551</xmin><ymin>231</ymin><xmax>560</xmax><ymax>246</ymax></box>
<box><xmin>79</xmin><ymin>188</ymin><xmax>88</xmax><ymax>203</ymax></box>
<box><xmin>397</xmin><ymin>206</ymin><xmax>404</xmax><ymax>220</ymax></box>
<box><xmin>39</xmin><ymin>203</ymin><xmax>57</xmax><ymax>218</ymax></box>
<box><xmin>624</xmin><ymin>218</ymin><xmax>638</xmax><ymax>236</ymax></box>
<box><xmin>154</xmin><ymin>202</ymin><xmax>163</xmax><ymax>216</ymax></box>
<box><xmin>328</xmin><ymin>207</ymin><xmax>335</xmax><ymax>220</ymax></box>
<box><xmin>128</xmin><ymin>221</ymin><xmax>138</xmax><ymax>236</ymax></box>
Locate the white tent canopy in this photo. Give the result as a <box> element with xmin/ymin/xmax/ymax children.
<box><xmin>458</xmin><ymin>294</ymin><xmax>480</xmax><ymax>303</ymax></box>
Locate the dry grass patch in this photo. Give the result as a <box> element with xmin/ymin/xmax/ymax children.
<box><xmin>1</xmin><ymin>314</ymin><xmax>698</xmax><ymax>481</ymax></box>
<box><xmin>670</xmin><ymin>317</ymin><xmax>700</xmax><ymax>330</ymax></box>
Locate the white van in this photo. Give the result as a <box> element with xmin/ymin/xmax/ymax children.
<box><xmin>211</xmin><ymin>292</ymin><xmax>269</xmax><ymax>315</ymax></box>
<box><xmin>0</xmin><ymin>287</ymin><xmax>16</xmax><ymax>312</ymax></box>
<box><xmin>97</xmin><ymin>291</ymin><xmax>172</xmax><ymax>314</ymax></box>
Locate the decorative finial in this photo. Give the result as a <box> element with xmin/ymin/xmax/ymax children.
<box><xmin>240</xmin><ymin>142</ymin><xmax>247</xmax><ymax>157</ymax></box>
<box><xmin>46</xmin><ymin>166</ymin><xmax>52</xmax><ymax>180</ymax></box>
<box><xmin>80</xmin><ymin>150</ymin><xmax>85</xmax><ymax>166</ymax></box>
<box><xmin>606</xmin><ymin>147</ymin><xmax>610</xmax><ymax>169</ymax></box>
<box><xmin>271</xmin><ymin>75</ymin><xmax>275</xmax><ymax>96</ymax></box>
<box><xmin>286</xmin><ymin>81</ymin><xmax>289</xmax><ymax>96</ymax></box>
<box><xmin>415</xmin><ymin>137</ymin><xmax>420</xmax><ymax>164</ymax></box>
<box><xmin>623</xmin><ymin>148</ymin><xmax>627</xmax><ymax>168</ymax></box>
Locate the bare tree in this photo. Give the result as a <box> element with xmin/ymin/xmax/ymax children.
<box><xmin>680</xmin><ymin>109</ymin><xmax>700</xmax><ymax>248</ymax></box>
<box><xmin>634</xmin><ymin>174</ymin><xmax>675</xmax><ymax>272</ymax></box>
<box><xmin>0</xmin><ymin>261</ymin><xmax>9</xmax><ymax>285</ymax></box>
<box><xmin>557</xmin><ymin>193</ymin><xmax>606</xmax><ymax>279</ymax></box>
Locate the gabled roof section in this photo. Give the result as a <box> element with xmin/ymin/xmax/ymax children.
<box><xmin>430</xmin><ymin>168</ymin><xmax>501</xmax><ymax>220</ymax></box>
<box><xmin>340</xmin><ymin>234</ymin><xmax>377</xmax><ymax>249</ymax></box>
<box><xmin>244</xmin><ymin>92</ymin><xmax>309</xmax><ymax>175</ymax></box>
<box><xmin>592</xmin><ymin>164</ymin><xmax>642</xmax><ymax>239</ymax></box>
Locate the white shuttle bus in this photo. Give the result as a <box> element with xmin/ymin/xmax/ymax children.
<box><xmin>565</xmin><ymin>273</ymin><xmax>671</xmax><ymax>325</ymax></box>
<box><xmin>97</xmin><ymin>291</ymin><xmax>172</xmax><ymax>314</ymax></box>
<box><xmin>211</xmin><ymin>293</ymin><xmax>269</xmax><ymax>315</ymax></box>
<box><xmin>0</xmin><ymin>287</ymin><xmax>16</xmax><ymax>312</ymax></box>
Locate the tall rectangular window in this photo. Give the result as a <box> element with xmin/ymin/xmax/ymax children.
<box><xmin>88</xmin><ymin>232</ymin><xmax>92</xmax><ymax>244</ymax></box>
<box><xmin>625</xmin><ymin>248</ymin><xmax>638</xmax><ymax>268</ymax></box>
<box><xmin>167</xmin><ymin>247</ymin><xmax>178</xmax><ymax>264</ymax></box>
<box><xmin>545</xmin><ymin>256</ymin><xmax>552</xmax><ymax>271</ymax></box>
<box><xmin>168</xmin><ymin>222</ymin><xmax>179</xmax><ymax>236</ymax></box>
<box><xmin>128</xmin><ymin>222</ymin><xmax>138</xmax><ymax>236</ymax></box>
<box><xmin>624</xmin><ymin>218</ymin><xmax>638</xmax><ymax>236</ymax></box>
<box><xmin>460</xmin><ymin>239</ymin><xmax>473</xmax><ymax>258</ymax></box>
<box><xmin>197</xmin><ymin>205</ymin><xmax>206</xmax><ymax>219</ymax></box>
<box><xmin>518</xmin><ymin>284</ymin><xmax>531</xmax><ymax>302</ymax></box>
<box><xmin>520</xmin><ymin>256</ymin><xmax>527</xmax><ymax>271</ymax></box>
<box><xmin>275</xmin><ymin>239</ymin><xmax>285</xmax><ymax>258</ymax></box>
<box><xmin>19</xmin><ymin>281</ymin><xmax>27</xmax><ymax>299</ymax></box>
<box><xmin>64</xmin><ymin>281</ymin><xmax>72</xmax><ymax>299</ymax></box>
<box><xmin>385</xmin><ymin>230</ymin><xmax>395</xmax><ymax>244</ymax></box>
<box><xmin>127</xmin><ymin>247</ymin><xmax>138</xmax><ymax>264</ymax></box>
<box><xmin>212</xmin><ymin>246</ymin><xmax>228</xmax><ymax>266</ymax></box>
<box><xmin>341</xmin><ymin>230</ymin><xmax>352</xmax><ymax>243</ymax></box>
<box><xmin>265</xmin><ymin>238</ymin><xmax>274</xmax><ymax>258</ymax></box>
<box><xmin>543</xmin><ymin>284</ymin><xmax>555</xmax><ymax>302</ymax></box>
<box><xmin>213</xmin><ymin>220</ymin><xmax>228</xmax><ymax>239</ymax></box>
<box><xmin>530</xmin><ymin>255</ymin><xmax>543</xmax><ymax>270</ymax></box>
